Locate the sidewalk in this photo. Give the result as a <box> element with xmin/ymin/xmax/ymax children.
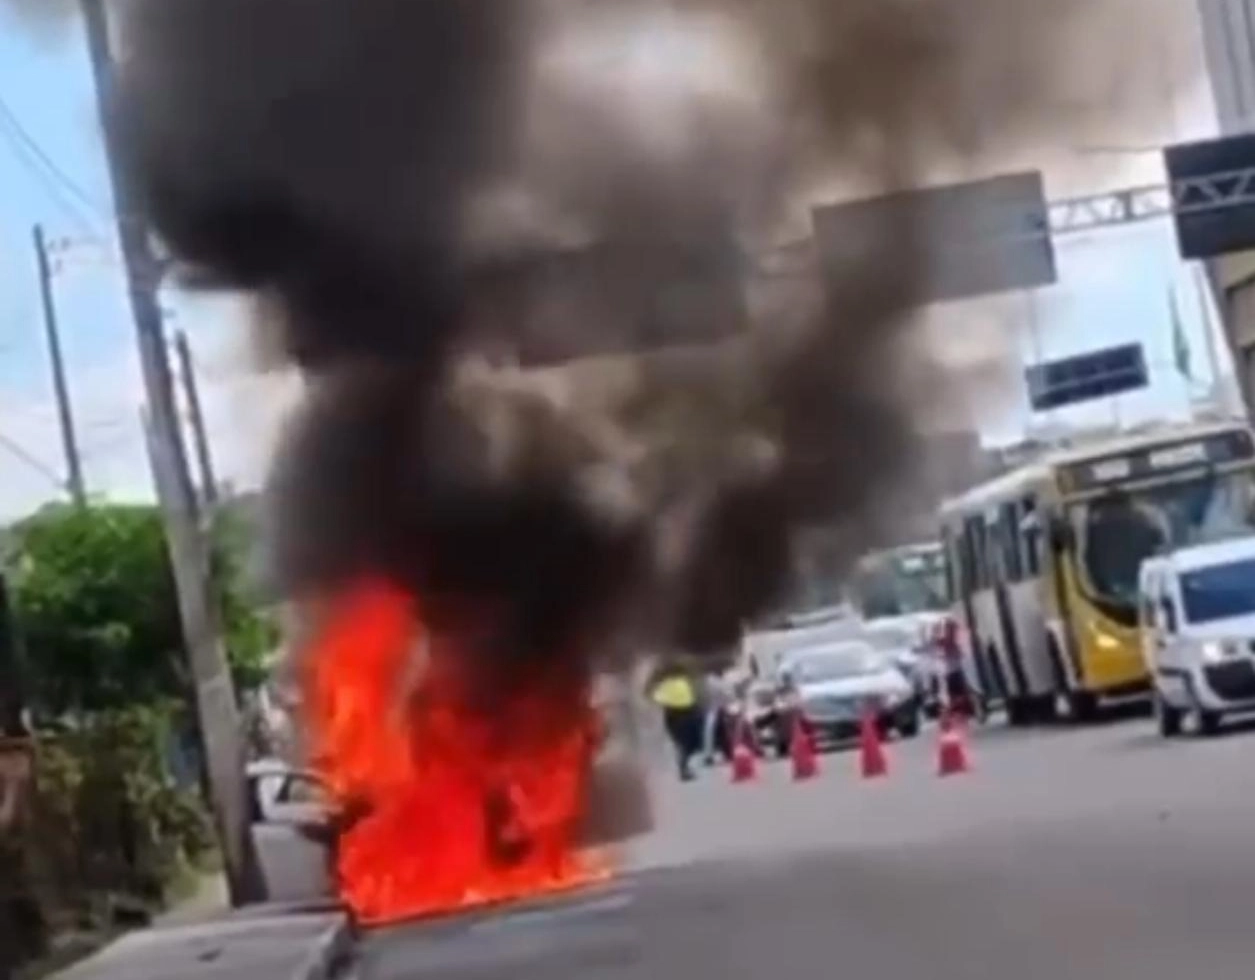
<box><xmin>46</xmin><ymin>906</ymin><xmax>352</xmax><ymax>980</ymax></box>
<box><xmin>155</xmin><ymin>873</ymin><xmax>229</xmax><ymax>928</ymax></box>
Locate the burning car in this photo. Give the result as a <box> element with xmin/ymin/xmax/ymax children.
<box><xmin>290</xmin><ymin>582</ymin><xmax>652</xmax><ymax>924</ymax></box>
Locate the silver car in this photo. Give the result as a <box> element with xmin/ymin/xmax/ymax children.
<box><xmin>775</xmin><ymin>641</ymin><xmax>921</xmax><ymax>747</ymax></box>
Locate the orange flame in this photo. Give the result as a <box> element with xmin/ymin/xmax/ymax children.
<box><xmin>302</xmin><ymin>580</ymin><xmax>606</xmax><ymax>924</ymax></box>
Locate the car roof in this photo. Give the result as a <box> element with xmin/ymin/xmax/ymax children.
<box><xmin>780</xmin><ymin>639</ymin><xmax>877</xmax><ymax>667</ymax></box>
<box><xmin>1155</xmin><ymin>534</ymin><xmax>1255</xmax><ymax>573</ymax></box>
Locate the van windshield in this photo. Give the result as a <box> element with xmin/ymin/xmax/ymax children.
<box><xmin>1181</xmin><ymin>556</ymin><xmax>1255</xmax><ymax>623</ymax></box>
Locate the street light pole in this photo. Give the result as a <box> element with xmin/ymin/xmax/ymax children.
<box><xmin>77</xmin><ymin>0</ymin><xmax>262</xmax><ymax>904</ymax></box>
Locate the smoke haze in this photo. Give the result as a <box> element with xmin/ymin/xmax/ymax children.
<box><xmin>107</xmin><ymin>0</ymin><xmax>1178</xmax><ymax>668</ymax></box>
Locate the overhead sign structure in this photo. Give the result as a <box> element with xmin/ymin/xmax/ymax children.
<box><xmin>1025</xmin><ymin>343</ymin><xmax>1149</xmax><ymax>412</ymax></box>
<box><xmin>811</xmin><ymin>171</ymin><xmax>1057</xmax><ymax>306</ymax></box>
<box><xmin>1164</xmin><ymin>134</ymin><xmax>1255</xmax><ymax>260</ymax></box>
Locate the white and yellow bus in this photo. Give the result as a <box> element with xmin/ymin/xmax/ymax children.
<box><xmin>940</xmin><ymin>421</ymin><xmax>1255</xmax><ymax>725</ymax></box>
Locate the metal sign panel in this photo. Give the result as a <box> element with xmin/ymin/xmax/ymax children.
<box><xmin>811</xmin><ymin>172</ymin><xmax>1056</xmax><ymax>305</ymax></box>
<box><xmin>1060</xmin><ymin>427</ymin><xmax>1255</xmax><ymax>494</ymax></box>
<box><xmin>1025</xmin><ymin>343</ymin><xmax>1148</xmax><ymax>412</ymax></box>
<box><xmin>1164</xmin><ymin>134</ymin><xmax>1255</xmax><ymax>259</ymax></box>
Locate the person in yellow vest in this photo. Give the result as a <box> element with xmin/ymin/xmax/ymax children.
<box><xmin>648</xmin><ymin>665</ymin><xmax>702</xmax><ymax>781</ymax></box>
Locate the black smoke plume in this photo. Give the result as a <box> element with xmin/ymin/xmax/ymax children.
<box><xmin>111</xmin><ymin>0</ymin><xmax>1164</xmax><ymax>670</ymax></box>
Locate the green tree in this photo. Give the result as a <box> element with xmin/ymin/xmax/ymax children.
<box><xmin>7</xmin><ymin>503</ymin><xmax>275</xmax><ymax>716</ymax></box>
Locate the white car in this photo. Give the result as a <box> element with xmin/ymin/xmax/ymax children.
<box><xmin>774</xmin><ymin>641</ymin><xmax>921</xmax><ymax>749</ymax></box>
<box><xmin>245</xmin><ymin>759</ymin><xmax>337</xmax><ymax>903</ymax></box>
<box><xmin>1139</xmin><ymin>535</ymin><xmax>1255</xmax><ymax>737</ymax></box>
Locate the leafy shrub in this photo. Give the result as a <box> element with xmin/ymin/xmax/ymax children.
<box><xmin>25</xmin><ymin>705</ymin><xmax>213</xmax><ymax>926</ymax></box>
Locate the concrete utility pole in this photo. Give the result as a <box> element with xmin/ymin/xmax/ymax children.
<box><xmin>32</xmin><ymin>224</ymin><xmax>86</xmax><ymax>507</ymax></box>
<box><xmin>174</xmin><ymin>330</ymin><xmax>221</xmax><ymax>512</ymax></box>
<box><xmin>78</xmin><ymin>0</ymin><xmax>262</xmax><ymax>903</ymax></box>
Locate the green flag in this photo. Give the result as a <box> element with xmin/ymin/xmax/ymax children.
<box><xmin>1170</xmin><ymin>287</ymin><xmax>1191</xmax><ymax>380</ymax></box>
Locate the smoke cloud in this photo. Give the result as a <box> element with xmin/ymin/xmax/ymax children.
<box><xmin>110</xmin><ymin>0</ymin><xmax>1171</xmax><ymax>669</ymax></box>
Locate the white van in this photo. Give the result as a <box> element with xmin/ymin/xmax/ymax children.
<box><xmin>1139</xmin><ymin>536</ymin><xmax>1255</xmax><ymax>737</ymax></box>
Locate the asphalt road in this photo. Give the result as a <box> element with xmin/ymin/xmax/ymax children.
<box><xmin>352</xmin><ymin>713</ymin><xmax>1255</xmax><ymax>980</ymax></box>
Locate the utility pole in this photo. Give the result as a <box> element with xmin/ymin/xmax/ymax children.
<box><xmin>32</xmin><ymin>225</ymin><xmax>86</xmax><ymax>507</ymax></box>
<box><xmin>174</xmin><ymin>331</ymin><xmax>221</xmax><ymax>511</ymax></box>
<box><xmin>78</xmin><ymin>0</ymin><xmax>262</xmax><ymax>904</ymax></box>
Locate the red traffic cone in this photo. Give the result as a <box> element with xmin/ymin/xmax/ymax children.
<box><xmin>858</xmin><ymin>706</ymin><xmax>888</xmax><ymax>779</ymax></box>
<box><xmin>936</xmin><ymin>706</ymin><xmax>970</xmax><ymax>777</ymax></box>
<box><xmin>790</xmin><ymin>714</ymin><xmax>819</xmax><ymax>781</ymax></box>
<box><xmin>730</xmin><ymin>718</ymin><xmax>758</xmax><ymax>784</ymax></box>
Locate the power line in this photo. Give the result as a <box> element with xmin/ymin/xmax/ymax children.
<box><xmin>0</xmin><ymin>93</ymin><xmax>104</xmax><ymax>225</ymax></box>
<box><xmin>0</xmin><ymin>429</ymin><xmax>65</xmax><ymax>492</ymax></box>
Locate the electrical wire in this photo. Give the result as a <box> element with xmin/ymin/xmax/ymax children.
<box><xmin>0</xmin><ymin>93</ymin><xmax>103</xmax><ymax>235</ymax></box>
<box><xmin>0</xmin><ymin>93</ymin><xmax>103</xmax><ymax>216</ymax></box>
<box><xmin>0</xmin><ymin>429</ymin><xmax>66</xmax><ymax>492</ymax></box>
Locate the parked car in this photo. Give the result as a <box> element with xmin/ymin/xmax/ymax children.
<box><xmin>245</xmin><ymin>759</ymin><xmax>337</xmax><ymax>903</ymax></box>
<box><xmin>773</xmin><ymin>641</ymin><xmax>921</xmax><ymax>750</ymax></box>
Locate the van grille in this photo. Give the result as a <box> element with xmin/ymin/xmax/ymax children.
<box><xmin>1203</xmin><ymin>661</ymin><xmax>1255</xmax><ymax>702</ymax></box>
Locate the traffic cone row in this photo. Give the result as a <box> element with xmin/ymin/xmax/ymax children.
<box><xmin>724</xmin><ymin>702</ymin><xmax>972</xmax><ymax>785</ymax></box>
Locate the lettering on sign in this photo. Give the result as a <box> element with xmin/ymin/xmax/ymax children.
<box><xmin>1149</xmin><ymin>442</ymin><xmax>1209</xmax><ymax>469</ymax></box>
<box><xmin>1089</xmin><ymin>458</ymin><xmax>1132</xmax><ymax>482</ymax></box>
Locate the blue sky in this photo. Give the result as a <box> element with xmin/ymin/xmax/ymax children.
<box><xmin>0</xmin><ymin>2</ymin><xmax>1234</xmax><ymax>520</ymax></box>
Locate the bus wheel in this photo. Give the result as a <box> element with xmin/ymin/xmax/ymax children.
<box><xmin>1034</xmin><ymin>694</ymin><xmax>1059</xmax><ymax>723</ymax></box>
<box><xmin>1197</xmin><ymin>709</ymin><xmax>1223</xmax><ymax>737</ymax></box>
<box><xmin>1067</xmin><ymin>691</ymin><xmax>1098</xmax><ymax>724</ymax></box>
<box><xmin>1005</xmin><ymin>698</ymin><xmax>1034</xmax><ymax>727</ymax></box>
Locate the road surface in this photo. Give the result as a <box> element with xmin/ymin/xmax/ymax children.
<box><xmin>351</xmin><ymin>715</ymin><xmax>1255</xmax><ymax>979</ymax></box>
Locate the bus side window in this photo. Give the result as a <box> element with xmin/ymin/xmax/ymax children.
<box><xmin>980</xmin><ymin>515</ymin><xmax>998</xmax><ymax>586</ymax></box>
<box><xmin>942</xmin><ymin>529</ymin><xmax>958</xmax><ymax>603</ymax></box>
<box><xmin>963</xmin><ymin>517</ymin><xmax>985</xmax><ymax>591</ymax></box>
<box><xmin>1021</xmin><ymin>498</ymin><xmax>1042</xmax><ymax>578</ymax></box>
<box><xmin>999</xmin><ymin>502</ymin><xmax>1023</xmax><ymax>582</ymax></box>
<box><xmin>955</xmin><ymin>525</ymin><xmax>970</xmax><ymax>593</ymax></box>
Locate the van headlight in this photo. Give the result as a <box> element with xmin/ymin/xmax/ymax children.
<box><xmin>1199</xmin><ymin>642</ymin><xmax>1239</xmax><ymax>667</ymax></box>
<box><xmin>1202</xmin><ymin>641</ymin><xmax>1240</xmax><ymax>664</ymax></box>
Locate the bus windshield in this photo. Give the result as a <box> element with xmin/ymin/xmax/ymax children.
<box><xmin>1070</xmin><ymin>471</ymin><xmax>1255</xmax><ymax>607</ymax></box>
<box><xmin>853</xmin><ymin>548</ymin><xmax>947</xmax><ymax>619</ymax></box>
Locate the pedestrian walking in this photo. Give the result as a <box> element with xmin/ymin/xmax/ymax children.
<box><xmin>648</xmin><ymin>666</ymin><xmax>703</xmax><ymax>782</ymax></box>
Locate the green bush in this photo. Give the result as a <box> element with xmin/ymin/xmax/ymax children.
<box><xmin>9</xmin><ymin>502</ymin><xmax>277</xmax><ymax>716</ymax></box>
<box><xmin>26</xmin><ymin>705</ymin><xmax>214</xmax><ymax>926</ymax></box>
